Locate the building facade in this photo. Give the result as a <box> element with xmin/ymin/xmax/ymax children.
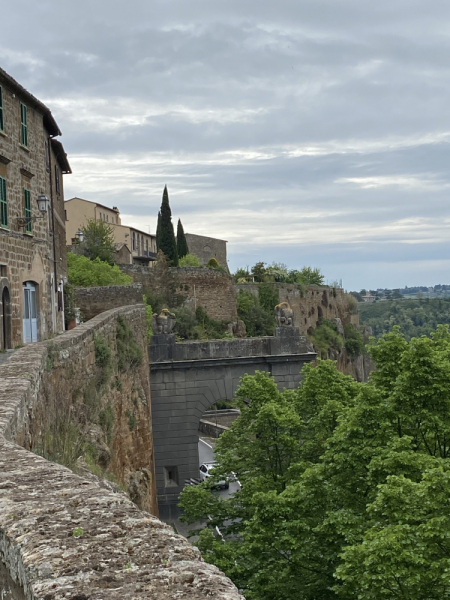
<box><xmin>0</xmin><ymin>68</ymin><xmax>70</xmax><ymax>349</ymax></box>
<box><xmin>184</xmin><ymin>233</ymin><xmax>228</xmax><ymax>271</ymax></box>
<box><xmin>65</xmin><ymin>197</ymin><xmax>157</xmax><ymax>265</ymax></box>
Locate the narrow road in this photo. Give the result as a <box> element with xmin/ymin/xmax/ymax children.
<box><xmin>169</xmin><ymin>435</ymin><xmax>240</xmax><ymax>538</ymax></box>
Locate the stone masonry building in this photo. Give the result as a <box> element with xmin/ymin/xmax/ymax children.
<box><xmin>0</xmin><ymin>67</ymin><xmax>71</xmax><ymax>348</ymax></box>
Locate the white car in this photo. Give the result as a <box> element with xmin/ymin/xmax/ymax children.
<box><xmin>199</xmin><ymin>462</ymin><xmax>229</xmax><ymax>489</ymax></box>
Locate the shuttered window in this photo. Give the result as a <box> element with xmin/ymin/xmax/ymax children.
<box><xmin>0</xmin><ymin>86</ymin><xmax>3</xmax><ymax>131</ymax></box>
<box><xmin>24</xmin><ymin>188</ymin><xmax>32</xmax><ymax>233</ymax></box>
<box><xmin>20</xmin><ymin>102</ymin><xmax>27</xmax><ymax>146</ymax></box>
<box><xmin>0</xmin><ymin>177</ymin><xmax>7</xmax><ymax>228</ymax></box>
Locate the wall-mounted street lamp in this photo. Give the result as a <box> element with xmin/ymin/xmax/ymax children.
<box><xmin>75</xmin><ymin>229</ymin><xmax>84</xmax><ymax>242</ymax></box>
<box><xmin>13</xmin><ymin>193</ymin><xmax>50</xmax><ymax>229</ymax></box>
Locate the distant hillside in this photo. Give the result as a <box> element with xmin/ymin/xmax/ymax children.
<box><xmin>358</xmin><ymin>297</ymin><xmax>450</xmax><ymax>340</ymax></box>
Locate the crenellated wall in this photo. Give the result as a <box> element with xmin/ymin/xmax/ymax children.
<box><xmin>0</xmin><ymin>305</ymin><xmax>243</xmax><ymax>600</ymax></box>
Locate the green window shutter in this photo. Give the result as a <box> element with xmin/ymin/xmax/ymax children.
<box><xmin>24</xmin><ymin>188</ymin><xmax>32</xmax><ymax>233</ymax></box>
<box><xmin>0</xmin><ymin>86</ymin><xmax>3</xmax><ymax>131</ymax></box>
<box><xmin>0</xmin><ymin>177</ymin><xmax>7</xmax><ymax>228</ymax></box>
<box><xmin>20</xmin><ymin>103</ymin><xmax>28</xmax><ymax>147</ymax></box>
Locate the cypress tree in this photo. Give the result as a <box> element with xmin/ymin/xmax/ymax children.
<box><xmin>158</xmin><ymin>186</ymin><xmax>178</xmax><ymax>266</ymax></box>
<box><xmin>176</xmin><ymin>219</ymin><xmax>189</xmax><ymax>259</ymax></box>
<box><xmin>156</xmin><ymin>210</ymin><xmax>162</xmax><ymax>251</ymax></box>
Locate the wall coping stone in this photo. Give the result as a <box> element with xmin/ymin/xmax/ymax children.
<box><xmin>0</xmin><ymin>305</ymin><xmax>243</xmax><ymax>600</ymax></box>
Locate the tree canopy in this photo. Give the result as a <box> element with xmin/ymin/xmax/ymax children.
<box><xmin>79</xmin><ymin>218</ymin><xmax>116</xmax><ymax>265</ymax></box>
<box><xmin>157</xmin><ymin>186</ymin><xmax>178</xmax><ymax>266</ymax></box>
<box><xmin>180</xmin><ymin>326</ymin><xmax>450</xmax><ymax>600</ymax></box>
<box><xmin>67</xmin><ymin>253</ymin><xmax>133</xmax><ymax>287</ymax></box>
<box><xmin>176</xmin><ymin>218</ymin><xmax>189</xmax><ymax>259</ymax></box>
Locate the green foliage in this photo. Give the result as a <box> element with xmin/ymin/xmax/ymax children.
<box><xmin>72</xmin><ymin>527</ymin><xmax>84</xmax><ymax>538</ymax></box>
<box><xmin>125</xmin><ymin>409</ymin><xmax>136</xmax><ymax>431</ymax></box>
<box><xmin>309</xmin><ymin>319</ymin><xmax>344</xmax><ymax>358</ymax></box>
<box><xmin>158</xmin><ymin>186</ymin><xmax>178</xmax><ymax>266</ymax></box>
<box><xmin>237</xmin><ymin>289</ymin><xmax>275</xmax><ymax>337</ymax></box>
<box><xmin>344</xmin><ymin>323</ymin><xmax>364</xmax><ymax>357</ymax></box>
<box><xmin>46</xmin><ymin>341</ymin><xmax>57</xmax><ymax>371</ymax></box>
<box><xmin>234</xmin><ymin>266</ymin><xmax>250</xmax><ymax>279</ymax></box>
<box><xmin>156</xmin><ymin>210</ymin><xmax>162</xmax><ymax>250</ymax></box>
<box><xmin>80</xmin><ymin>218</ymin><xmax>116</xmax><ymax>265</ymax></box>
<box><xmin>181</xmin><ymin>329</ymin><xmax>450</xmax><ymax>600</ymax></box>
<box><xmin>116</xmin><ymin>315</ymin><xmax>143</xmax><ymax>373</ymax></box>
<box><xmin>251</xmin><ymin>261</ymin><xmax>324</xmax><ymax>285</ymax></box>
<box><xmin>359</xmin><ymin>297</ymin><xmax>450</xmax><ymax>340</ymax></box>
<box><xmin>142</xmin><ymin>295</ymin><xmax>153</xmax><ymax>341</ymax></box>
<box><xmin>94</xmin><ymin>334</ymin><xmax>113</xmax><ymax>385</ymax></box>
<box><xmin>171</xmin><ymin>306</ymin><xmax>230</xmax><ymax>340</ymax></box>
<box><xmin>63</xmin><ymin>283</ymin><xmax>76</xmax><ymax>328</ymax></box>
<box><xmin>67</xmin><ymin>253</ymin><xmax>133</xmax><ymax>287</ymax></box>
<box><xmin>258</xmin><ymin>282</ymin><xmax>279</xmax><ymax>313</ymax></box>
<box><xmin>98</xmin><ymin>402</ymin><xmax>114</xmax><ymax>443</ymax></box>
<box><xmin>346</xmin><ymin>292</ymin><xmax>358</xmax><ymax>314</ymax></box>
<box><xmin>176</xmin><ymin>218</ymin><xmax>189</xmax><ymax>259</ymax></box>
<box><xmin>207</xmin><ymin>257</ymin><xmax>220</xmax><ymax>268</ymax></box>
<box><xmin>179</xmin><ymin>253</ymin><xmax>201</xmax><ymax>267</ymax></box>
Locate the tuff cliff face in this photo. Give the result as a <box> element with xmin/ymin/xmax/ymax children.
<box><xmin>10</xmin><ymin>305</ymin><xmax>158</xmax><ymax>516</ymax></box>
<box><xmin>0</xmin><ymin>305</ymin><xmax>243</xmax><ymax>599</ymax></box>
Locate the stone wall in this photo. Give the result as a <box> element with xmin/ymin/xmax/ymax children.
<box><xmin>236</xmin><ymin>283</ymin><xmax>351</xmax><ymax>334</ymax></box>
<box><xmin>120</xmin><ymin>264</ymin><xmax>238</xmax><ymax>323</ymax></box>
<box><xmin>74</xmin><ymin>283</ymin><xmax>143</xmax><ymax>321</ymax></box>
<box><xmin>184</xmin><ymin>233</ymin><xmax>229</xmax><ymax>270</ymax></box>
<box><xmin>0</xmin><ymin>305</ymin><xmax>242</xmax><ymax>600</ymax></box>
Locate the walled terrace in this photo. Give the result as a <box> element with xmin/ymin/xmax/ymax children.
<box><xmin>0</xmin><ymin>305</ymin><xmax>242</xmax><ymax>600</ymax></box>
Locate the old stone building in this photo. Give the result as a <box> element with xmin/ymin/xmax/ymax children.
<box><xmin>65</xmin><ymin>197</ymin><xmax>157</xmax><ymax>265</ymax></box>
<box><xmin>184</xmin><ymin>232</ymin><xmax>229</xmax><ymax>271</ymax></box>
<box><xmin>0</xmin><ymin>67</ymin><xmax>70</xmax><ymax>348</ymax></box>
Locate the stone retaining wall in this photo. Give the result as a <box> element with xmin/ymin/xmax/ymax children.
<box><xmin>74</xmin><ymin>283</ymin><xmax>143</xmax><ymax>321</ymax></box>
<box><xmin>0</xmin><ymin>306</ymin><xmax>242</xmax><ymax>600</ymax></box>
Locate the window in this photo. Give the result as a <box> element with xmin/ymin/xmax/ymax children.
<box><xmin>55</xmin><ymin>165</ymin><xmax>60</xmax><ymax>195</ymax></box>
<box><xmin>23</xmin><ymin>188</ymin><xmax>32</xmax><ymax>233</ymax></box>
<box><xmin>132</xmin><ymin>231</ymin><xmax>136</xmax><ymax>250</ymax></box>
<box><xmin>106</xmin><ymin>214</ymin><xmax>108</xmax><ymax>222</ymax></box>
<box><xmin>20</xmin><ymin>103</ymin><xmax>27</xmax><ymax>147</ymax></box>
<box><xmin>146</xmin><ymin>239</ymin><xmax>149</xmax><ymax>253</ymax></box>
<box><xmin>0</xmin><ymin>86</ymin><xmax>3</xmax><ymax>131</ymax></box>
<box><xmin>0</xmin><ymin>177</ymin><xmax>7</xmax><ymax>228</ymax></box>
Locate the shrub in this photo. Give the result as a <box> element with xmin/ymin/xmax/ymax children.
<box><xmin>179</xmin><ymin>253</ymin><xmax>202</xmax><ymax>267</ymax></box>
<box><xmin>344</xmin><ymin>323</ymin><xmax>365</xmax><ymax>357</ymax></box>
<box><xmin>309</xmin><ymin>319</ymin><xmax>344</xmax><ymax>359</ymax></box>
<box><xmin>237</xmin><ymin>290</ymin><xmax>275</xmax><ymax>337</ymax></box>
<box><xmin>67</xmin><ymin>253</ymin><xmax>132</xmax><ymax>287</ymax></box>
<box><xmin>116</xmin><ymin>315</ymin><xmax>143</xmax><ymax>372</ymax></box>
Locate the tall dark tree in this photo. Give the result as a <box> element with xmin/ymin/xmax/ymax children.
<box><xmin>176</xmin><ymin>219</ymin><xmax>189</xmax><ymax>259</ymax></box>
<box><xmin>156</xmin><ymin>210</ymin><xmax>162</xmax><ymax>251</ymax></box>
<box><xmin>158</xmin><ymin>186</ymin><xmax>178</xmax><ymax>266</ymax></box>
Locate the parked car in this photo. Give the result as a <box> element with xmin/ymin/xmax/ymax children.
<box><xmin>199</xmin><ymin>462</ymin><xmax>229</xmax><ymax>489</ymax></box>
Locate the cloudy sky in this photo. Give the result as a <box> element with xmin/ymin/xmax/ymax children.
<box><xmin>3</xmin><ymin>0</ymin><xmax>450</xmax><ymax>290</ymax></box>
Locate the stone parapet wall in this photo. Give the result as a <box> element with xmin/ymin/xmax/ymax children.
<box><xmin>150</xmin><ymin>327</ymin><xmax>312</xmax><ymax>363</ymax></box>
<box><xmin>236</xmin><ymin>283</ymin><xmax>351</xmax><ymax>335</ymax></box>
<box><xmin>74</xmin><ymin>283</ymin><xmax>143</xmax><ymax>321</ymax></box>
<box><xmin>0</xmin><ymin>305</ymin><xmax>243</xmax><ymax>600</ymax></box>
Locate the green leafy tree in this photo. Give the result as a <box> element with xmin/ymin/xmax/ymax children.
<box><xmin>80</xmin><ymin>218</ymin><xmax>116</xmax><ymax>265</ymax></box>
<box><xmin>181</xmin><ymin>327</ymin><xmax>450</xmax><ymax>600</ymax></box>
<box><xmin>67</xmin><ymin>253</ymin><xmax>133</xmax><ymax>287</ymax></box>
<box><xmin>179</xmin><ymin>253</ymin><xmax>201</xmax><ymax>267</ymax></box>
<box><xmin>176</xmin><ymin>218</ymin><xmax>189</xmax><ymax>259</ymax></box>
<box><xmin>237</xmin><ymin>289</ymin><xmax>275</xmax><ymax>336</ymax></box>
<box><xmin>158</xmin><ymin>186</ymin><xmax>178</xmax><ymax>266</ymax></box>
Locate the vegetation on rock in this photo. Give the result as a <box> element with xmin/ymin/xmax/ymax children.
<box><xmin>181</xmin><ymin>326</ymin><xmax>450</xmax><ymax>600</ymax></box>
<box><xmin>179</xmin><ymin>253</ymin><xmax>201</xmax><ymax>267</ymax></box>
<box><xmin>237</xmin><ymin>289</ymin><xmax>275</xmax><ymax>337</ymax></box>
<box><xmin>235</xmin><ymin>261</ymin><xmax>324</xmax><ymax>286</ymax></box>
